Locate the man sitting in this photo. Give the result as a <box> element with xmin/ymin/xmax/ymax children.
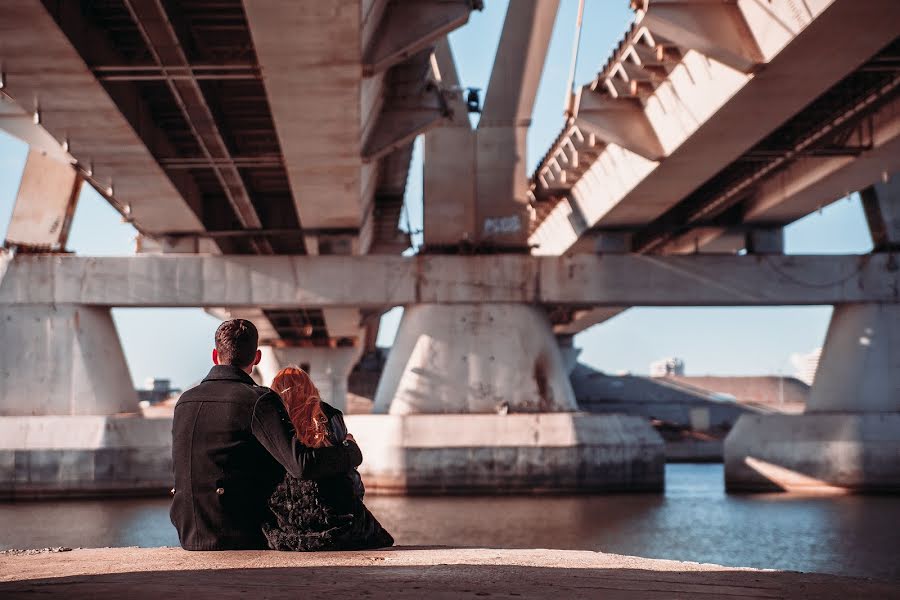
<box><xmin>170</xmin><ymin>319</ymin><xmax>362</xmax><ymax>550</ymax></box>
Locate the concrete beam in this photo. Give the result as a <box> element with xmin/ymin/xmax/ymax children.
<box><xmin>553</xmin><ymin>307</ymin><xmax>627</xmax><ymax>336</ymax></box>
<box><xmin>861</xmin><ymin>175</ymin><xmax>900</xmax><ymax>251</ymax></box>
<box><xmin>0</xmin><ymin>92</ymin><xmax>74</xmax><ymax>165</ymax></box>
<box><xmin>362</xmin><ymin>54</ymin><xmax>449</xmax><ymax>161</ymax></box>
<box><xmin>243</xmin><ymin>0</ymin><xmax>364</xmax><ymax>234</ymax></box>
<box><xmin>478</xmin><ymin>0</ymin><xmax>559</xmax><ymax>126</ymax></box>
<box><xmin>4</xmin><ymin>150</ymin><xmax>82</xmax><ymax>252</ymax></box>
<box><xmin>746</xmin><ymin>227</ymin><xmax>785</xmax><ymax>255</ymax></box>
<box><xmin>638</xmin><ymin>1</ymin><xmax>764</xmax><ymax>73</ymax></box>
<box><xmin>1</xmin><ymin>252</ymin><xmax>897</xmax><ymax>308</ymax></box>
<box><xmin>362</xmin><ymin>0</ymin><xmax>475</xmax><ymax>76</ymax></box>
<box><xmin>429</xmin><ymin>37</ymin><xmax>473</xmax><ymax>127</ymax></box>
<box><xmin>575</xmin><ymin>89</ymin><xmax>665</xmax><ymax>161</ymax></box>
<box><xmin>0</xmin><ymin>0</ymin><xmax>206</xmax><ymax>234</ymax></box>
<box><xmin>475</xmin><ymin>0</ymin><xmax>559</xmax><ymax>248</ymax></box>
<box><xmin>530</xmin><ymin>0</ymin><xmax>899</xmax><ymax>253</ymax></box>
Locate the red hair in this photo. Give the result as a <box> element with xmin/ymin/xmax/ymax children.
<box><xmin>271</xmin><ymin>367</ymin><xmax>331</xmax><ymax>448</ymax></box>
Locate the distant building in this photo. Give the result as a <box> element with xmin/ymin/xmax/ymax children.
<box><xmin>790</xmin><ymin>347</ymin><xmax>822</xmax><ymax>385</ymax></box>
<box><xmin>650</xmin><ymin>357</ymin><xmax>685</xmax><ymax>377</ymax></box>
<box><xmin>137</xmin><ymin>378</ymin><xmax>181</xmax><ymax>405</ymax></box>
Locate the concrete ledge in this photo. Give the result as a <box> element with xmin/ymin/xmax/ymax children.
<box><xmin>0</xmin><ymin>416</ymin><xmax>171</xmax><ymax>499</ymax></box>
<box><xmin>346</xmin><ymin>413</ymin><xmax>665</xmax><ymax>494</ymax></box>
<box><xmin>724</xmin><ymin>413</ymin><xmax>900</xmax><ymax>492</ymax></box>
<box><xmin>1</xmin><ymin>547</ymin><xmax>897</xmax><ymax>599</ymax></box>
<box><xmin>0</xmin><ymin>413</ymin><xmax>665</xmax><ymax>498</ymax></box>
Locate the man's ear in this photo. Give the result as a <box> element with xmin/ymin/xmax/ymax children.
<box><xmin>252</xmin><ymin>349</ymin><xmax>262</xmax><ymax>367</ymax></box>
<box><xmin>212</xmin><ymin>348</ymin><xmax>220</xmax><ymax>365</ymax></box>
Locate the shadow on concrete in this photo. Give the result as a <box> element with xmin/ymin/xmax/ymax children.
<box><xmin>1</xmin><ymin>563</ymin><xmax>898</xmax><ymax>599</ymax></box>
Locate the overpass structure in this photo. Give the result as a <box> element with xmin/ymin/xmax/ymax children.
<box><xmin>0</xmin><ymin>0</ymin><xmax>898</xmax><ymax>496</ymax></box>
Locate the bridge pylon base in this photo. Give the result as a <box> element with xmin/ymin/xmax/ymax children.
<box><xmin>725</xmin><ymin>303</ymin><xmax>900</xmax><ymax>493</ymax></box>
<box><xmin>0</xmin><ymin>304</ymin><xmax>137</xmax><ymax>416</ymax></box>
<box><xmin>724</xmin><ymin>413</ymin><xmax>900</xmax><ymax>492</ymax></box>
<box><xmin>364</xmin><ymin>303</ymin><xmax>664</xmax><ymax>492</ymax></box>
<box><xmin>346</xmin><ymin>412</ymin><xmax>665</xmax><ymax>494</ymax></box>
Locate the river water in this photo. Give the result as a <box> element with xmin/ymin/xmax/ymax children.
<box><xmin>2</xmin><ymin>464</ymin><xmax>898</xmax><ymax>581</ymax></box>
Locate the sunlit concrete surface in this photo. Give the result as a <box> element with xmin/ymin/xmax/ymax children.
<box><xmin>0</xmin><ymin>413</ymin><xmax>665</xmax><ymax>498</ymax></box>
<box><xmin>347</xmin><ymin>413</ymin><xmax>664</xmax><ymax>494</ymax></box>
<box><xmin>1</xmin><ymin>547</ymin><xmax>898</xmax><ymax>599</ymax></box>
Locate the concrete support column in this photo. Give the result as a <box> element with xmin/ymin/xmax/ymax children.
<box><xmin>361</xmin><ymin>303</ymin><xmax>664</xmax><ymax>493</ymax></box>
<box><xmin>257</xmin><ymin>346</ymin><xmax>362</xmax><ymax>412</ymax></box>
<box><xmin>594</xmin><ymin>231</ymin><xmax>632</xmax><ymax>254</ymax></box>
<box><xmin>373</xmin><ymin>303</ymin><xmax>578</xmax><ymax>414</ymax></box>
<box><xmin>4</xmin><ymin>150</ymin><xmax>81</xmax><ymax>251</ymax></box>
<box><xmin>725</xmin><ymin>303</ymin><xmax>900</xmax><ymax>492</ymax></box>
<box><xmin>861</xmin><ymin>175</ymin><xmax>900</xmax><ymax>250</ymax></box>
<box><xmin>0</xmin><ymin>304</ymin><xmax>137</xmax><ymax>415</ymax></box>
<box><xmin>745</xmin><ymin>227</ymin><xmax>784</xmax><ymax>254</ymax></box>
<box><xmin>807</xmin><ymin>303</ymin><xmax>900</xmax><ymax>412</ymax></box>
<box><xmin>556</xmin><ymin>334</ymin><xmax>580</xmax><ymax>376</ymax></box>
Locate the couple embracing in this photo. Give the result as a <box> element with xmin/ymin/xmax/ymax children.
<box><xmin>170</xmin><ymin>319</ymin><xmax>393</xmax><ymax>551</ymax></box>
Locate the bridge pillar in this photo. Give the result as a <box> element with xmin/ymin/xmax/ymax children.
<box><xmin>861</xmin><ymin>176</ymin><xmax>900</xmax><ymax>250</ymax></box>
<box><xmin>256</xmin><ymin>346</ymin><xmax>362</xmax><ymax>413</ymax></box>
<box><xmin>0</xmin><ymin>304</ymin><xmax>137</xmax><ymax>416</ymax></box>
<box><xmin>3</xmin><ymin>150</ymin><xmax>81</xmax><ymax>252</ymax></box>
<box><xmin>1</xmin><ymin>150</ymin><xmax>137</xmax><ymax>416</ymax></box>
<box><xmin>373</xmin><ymin>303</ymin><xmax>578</xmax><ymax>414</ymax></box>
<box><xmin>727</xmin><ymin>177</ymin><xmax>900</xmax><ymax>492</ymax></box>
<box><xmin>725</xmin><ymin>303</ymin><xmax>900</xmax><ymax>492</ymax></box>
<box><xmin>355</xmin><ymin>303</ymin><xmax>662</xmax><ymax>493</ymax></box>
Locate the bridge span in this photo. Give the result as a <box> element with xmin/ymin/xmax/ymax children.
<box><xmin>0</xmin><ymin>0</ymin><xmax>898</xmax><ymax>496</ymax></box>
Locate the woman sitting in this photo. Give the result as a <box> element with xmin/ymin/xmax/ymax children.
<box><xmin>262</xmin><ymin>366</ymin><xmax>394</xmax><ymax>551</ymax></box>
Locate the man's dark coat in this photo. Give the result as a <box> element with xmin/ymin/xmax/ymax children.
<box><xmin>170</xmin><ymin>365</ymin><xmax>363</xmax><ymax>550</ymax></box>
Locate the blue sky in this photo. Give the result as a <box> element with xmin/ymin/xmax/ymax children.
<box><xmin>0</xmin><ymin>1</ymin><xmax>873</xmax><ymax>389</ymax></box>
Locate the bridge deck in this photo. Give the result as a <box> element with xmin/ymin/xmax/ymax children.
<box><xmin>1</xmin><ymin>546</ymin><xmax>897</xmax><ymax>599</ymax></box>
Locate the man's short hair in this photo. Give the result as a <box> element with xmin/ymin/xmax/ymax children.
<box><xmin>215</xmin><ymin>319</ymin><xmax>259</xmax><ymax>368</ymax></box>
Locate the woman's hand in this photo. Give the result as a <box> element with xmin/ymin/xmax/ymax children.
<box><xmin>344</xmin><ymin>433</ymin><xmax>355</xmax><ymax>443</ymax></box>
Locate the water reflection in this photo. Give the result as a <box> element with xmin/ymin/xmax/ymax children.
<box><xmin>2</xmin><ymin>465</ymin><xmax>898</xmax><ymax>581</ymax></box>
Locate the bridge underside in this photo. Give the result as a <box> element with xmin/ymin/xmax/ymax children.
<box><xmin>1</xmin><ymin>0</ymin><xmax>899</xmax><ymax>495</ymax></box>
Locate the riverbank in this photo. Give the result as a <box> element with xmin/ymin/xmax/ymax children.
<box><xmin>1</xmin><ymin>546</ymin><xmax>897</xmax><ymax>599</ymax></box>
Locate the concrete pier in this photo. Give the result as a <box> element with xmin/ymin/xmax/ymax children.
<box><xmin>725</xmin><ymin>303</ymin><xmax>900</xmax><ymax>492</ymax></box>
<box><xmin>0</xmin><ymin>416</ymin><xmax>171</xmax><ymax>499</ymax></box>
<box><xmin>0</xmin><ymin>412</ymin><xmax>664</xmax><ymax>498</ymax></box>
<box><xmin>374</xmin><ymin>303</ymin><xmax>578</xmax><ymax>414</ymax></box>
<box><xmin>367</xmin><ymin>303</ymin><xmax>664</xmax><ymax>492</ymax></box>
<box><xmin>1</xmin><ymin>547</ymin><xmax>897</xmax><ymax>599</ymax></box>
<box><xmin>349</xmin><ymin>413</ymin><xmax>664</xmax><ymax>494</ymax></box>
<box><xmin>0</xmin><ymin>305</ymin><xmax>136</xmax><ymax>416</ymax></box>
